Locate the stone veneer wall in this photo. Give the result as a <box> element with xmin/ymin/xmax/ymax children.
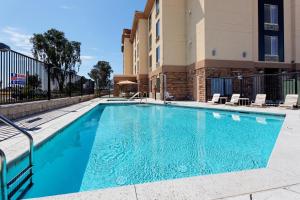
<box><xmin>188</xmin><ymin>66</ymin><xmax>257</xmax><ymax>102</ymax></box>
<box><xmin>0</xmin><ymin>95</ymin><xmax>95</xmax><ymax>120</ymax></box>
<box><xmin>149</xmin><ymin>60</ymin><xmax>295</xmax><ymax>102</ymax></box>
<box><xmin>164</xmin><ymin>71</ymin><xmax>189</xmax><ymax>100</ymax></box>
<box><xmin>137</xmin><ymin>75</ymin><xmax>149</xmax><ymax>96</ymax></box>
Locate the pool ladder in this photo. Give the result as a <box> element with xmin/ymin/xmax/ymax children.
<box><xmin>0</xmin><ymin>114</ymin><xmax>34</xmax><ymax>200</ymax></box>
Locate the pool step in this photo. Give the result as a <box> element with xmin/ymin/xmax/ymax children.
<box><xmin>7</xmin><ymin>165</ymin><xmax>33</xmax><ymax>199</ymax></box>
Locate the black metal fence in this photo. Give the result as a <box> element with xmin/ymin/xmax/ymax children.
<box><xmin>0</xmin><ymin>50</ymin><xmax>94</xmax><ymax>105</ymax></box>
<box><xmin>206</xmin><ymin>72</ymin><xmax>300</xmax><ymax>105</ymax></box>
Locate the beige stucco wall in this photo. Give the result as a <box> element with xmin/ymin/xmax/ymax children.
<box><xmin>162</xmin><ymin>0</ymin><xmax>186</xmax><ymax>66</ymax></box>
<box><xmin>138</xmin><ymin>19</ymin><xmax>149</xmax><ymax>74</ymax></box>
<box><xmin>123</xmin><ymin>38</ymin><xmax>133</xmax><ymax>75</ymax></box>
<box><xmin>186</xmin><ymin>0</ymin><xmax>206</xmax><ymax>65</ymax></box>
<box><xmin>132</xmin><ymin>19</ymin><xmax>148</xmax><ymax>75</ymax></box>
<box><xmin>125</xmin><ymin>0</ymin><xmax>300</xmax><ymax>75</ymax></box>
<box><xmin>203</xmin><ymin>0</ymin><xmax>297</xmax><ymax>65</ymax></box>
<box><xmin>204</xmin><ymin>0</ymin><xmax>254</xmax><ymax>62</ymax></box>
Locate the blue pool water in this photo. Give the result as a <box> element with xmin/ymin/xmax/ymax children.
<box><xmin>7</xmin><ymin>104</ymin><xmax>284</xmax><ymax>199</ymax></box>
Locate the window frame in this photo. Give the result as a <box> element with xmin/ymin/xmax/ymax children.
<box><xmin>156</xmin><ymin>46</ymin><xmax>160</xmax><ymax>65</ymax></box>
<box><xmin>155</xmin><ymin>0</ymin><xmax>160</xmax><ymax>16</ymax></box>
<box><xmin>156</xmin><ymin>20</ymin><xmax>160</xmax><ymax>42</ymax></box>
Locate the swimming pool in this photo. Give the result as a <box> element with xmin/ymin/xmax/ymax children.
<box><xmin>7</xmin><ymin>104</ymin><xmax>284</xmax><ymax>199</ymax></box>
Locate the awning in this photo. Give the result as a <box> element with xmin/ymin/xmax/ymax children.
<box><xmin>117</xmin><ymin>80</ymin><xmax>138</xmax><ymax>85</ymax></box>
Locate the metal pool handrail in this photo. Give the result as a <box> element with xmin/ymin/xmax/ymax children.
<box><xmin>0</xmin><ymin>114</ymin><xmax>34</xmax><ymax>200</ymax></box>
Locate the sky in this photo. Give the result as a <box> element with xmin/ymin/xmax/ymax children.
<box><xmin>0</xmin><ymin>0</ymin><xmax>146</xmax><ymax>78</ymax></box>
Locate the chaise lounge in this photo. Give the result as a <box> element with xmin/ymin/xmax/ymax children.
<box><xmin>208</xmin><ymin>94</ymin><xmax>221</xmax><ymax>104</ymax></box>
<box><xmin>251</xmin><ymin>94</ymin><xmax>267</xmax><ymax>107</ymax></box>
<box><xmin>279</xmin><ymin>94</ymin><xmax>299</xmax><ymax>109</ymax></box>
<box><xmin>225</xmin><ymin>94</ymin><xmax>240</xmax><ymax>106</ymax></box>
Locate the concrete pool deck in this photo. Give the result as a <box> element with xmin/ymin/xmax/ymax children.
<box><xmin>0</xmin><ymin>98</ymin><xmax>300</xmax><ymax>200</ymax></box>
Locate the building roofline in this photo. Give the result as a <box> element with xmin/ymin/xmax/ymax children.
<box><xmin>121</xmin><ymin>0</ymin><xmax>155</xmax><ymax>47</ymax></box>
<box><xmin>130</xmin><ymin>11</ymin><xmax>147</xmax><ymax>42</ymax></box>
<box><xmin>144</xmin><ymin>0</ymin><xmax>155</xmax><ymax>16</ymax></box>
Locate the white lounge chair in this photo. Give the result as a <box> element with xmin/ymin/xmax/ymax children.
<box><xmin>165</xmin><ymin>92</ymin><xmax>175</xmax><ymax>101</ymax></box>
<box><xmin>279</xmin><ymin>94</ymin><xmax>299</xmax><ymax>109</ymax></box>
<box><xmin>208</xmin><ymin>94</ymin><xmax>221</xmax><ymax>104</ymax></box>
<box><xmin>225</xmin><ymin>94</ymin><xmax>240</xmax><ymax>106</ymax></box>
<box><xmin>251</xmin><ymin>94</ymin><xmax>266</xmax><ymax>107</ymax></box>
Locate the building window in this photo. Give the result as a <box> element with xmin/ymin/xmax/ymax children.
<box><xmin>265</xmin><ymin>35</ymin><xmax>279</xmax><ymax>61</ymax></box>
<box><xmin>156</xmin><ymin>0</ymin><xmax>160</xmax><ymax>16</ymax></box>
<box><xmin>137</xmin><ymin>61</ymin><xmax>139</xmax><ymax>74</ymax></box>
<box><xmin>264</xmin><ymin>4</ymin><xmax>279</xmax><ymax>31</ymax></box>
<box><xmin>149</xmin><ymin>13</ymin><xmax>152</xmax><ymax>31</ymax></box>
<box><xmin>258</xmin><ymin>0</ymin><xmax>284</xmax><ymax>62</ymax></box>
<box><xmin>156</xmin><ymin>46</ymin><xmax>160</xmax><ymax>64</ymax></box>
<box><xmin>149</xmin><ymin>55</ymin><xmax>152</xmax><ymax>68</ymax></box>
<box><xmin>137</xmin><ymin>43</ymin><xmax>139</xmax><ymax>57</ymax></box>
<box><xmin>149</xmin><ymin>35</ymin><xmax>152</xmax><ymax>51</ymax></box>
<box><xmin>156</xmin><ymin>20</ymin><xmax>160</xmax><ymax>41</ymax></box>
<box><xmin>156</xmin><ymin>77</ymin><xmax>160</xmax><ymax>93</ymax></box>
<box><xmin>211</xmin><ymin>78</ymin><xmax>233</xmax><ymax>97</ymax></box>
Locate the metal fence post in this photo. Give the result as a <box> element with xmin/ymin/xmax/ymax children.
<box><xmin>80</xmin><ymin>77</ymin><xmax>83</xmax><ymax>96</ymax></box>
<box><xmin>47</xmin><ymin>64</ymin><xmax>51</xmax><ymax>100</ymax></box>
<box><xmin>295</xmin><ymin>73</ymin><xmax>298</xmax><ymax>95</ymax></box>
<box><xmin>69</xmin><ymin>72</ymin><xmax>71</xmax><ymax>97</ymax></box>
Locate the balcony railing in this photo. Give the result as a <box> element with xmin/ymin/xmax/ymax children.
<box><xmin>265</xmin><ymin>54</ymin><xmax>279</xmax><ymax>62</ymax></box>
<box><xmin>264</xmin><ymin>23</ymin><xmax>279</xmax><ymax>31</ymax></box>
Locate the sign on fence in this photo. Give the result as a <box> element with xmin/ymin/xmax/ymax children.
<box><xmin>11</xmin><ymin>73</ymin><xmax>26</xmax><ymax>85</ymax></box>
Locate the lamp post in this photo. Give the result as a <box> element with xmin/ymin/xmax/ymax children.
<box><xmin>0</xmin><ymin>43</ymin><xmax>10</xmax><ymax>52</ymax></box>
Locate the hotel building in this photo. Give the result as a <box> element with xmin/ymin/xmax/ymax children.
<box><xmin>114</xmin><ymin>0</ymin><xmax>300</xmax><ymax>101</ymax></box>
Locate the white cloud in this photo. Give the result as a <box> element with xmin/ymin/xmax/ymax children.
<box><xmin>2</xmin><ymin>27</ymin><xmax>32</xmax><ymax>54</ymax></box>
<box><xmin>81</xmin><ymin>55</ymin><xmax>95</xmax><ymax>61</ymax></box>
<box><xmin>60</xmin><ymin>5</ymin><xmax>73</xmax><ymax>10</ymax></box>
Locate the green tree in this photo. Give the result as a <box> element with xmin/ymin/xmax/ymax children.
<box><xmin>30</xmin><ymin>29</ymin><xmax>81</xmax><ymax>92</ymax></box>
<box><xmin>88</xmin><ymin>61</ymin><xmax>113</xmax><ymax>90</ymax></box>
<box><xmin>27</xmin><ymin>74</ymin><xmax>42</xmax><ymax>89</ymax></box>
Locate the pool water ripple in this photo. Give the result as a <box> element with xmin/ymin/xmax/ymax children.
<box><xmin>7</xmin><ymin>104</ymin><xmax>284</xmax><ymax>199</ymax></box>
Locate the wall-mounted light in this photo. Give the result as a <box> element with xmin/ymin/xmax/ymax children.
<box><xmin>0</xmin><ymin>43</ymin><xmax>11</xmax><ymax>52</ymax></box>
<box><xmin>212</xmin><ymin>49</ymin><xmax>216</xmax><ymax>56</ymax></box>
<box><xmin>242</xmin><ymin>51</ymin><xmax>247</xmax><ymax>58</ymax></box>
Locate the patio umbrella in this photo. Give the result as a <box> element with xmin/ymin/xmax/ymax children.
<box><xmin>117</xmin><ymin>80</ymin><xmax>138</xmax><ymax>85</ymax></box>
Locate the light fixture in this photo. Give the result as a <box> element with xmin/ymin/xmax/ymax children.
<box><xmin>242</xmin><ymin>51</ymin><xmax>247</xmax><ymax>58</ymax></box>
<box><xmin>0</xmin><ymin>43</ymin><xmax>10</xmax><ymax>52</ymax></box>
<box><xmin>212</xmin><ymin>49</ymin><xmax>216</xmax><ymax>56</ymax></box>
